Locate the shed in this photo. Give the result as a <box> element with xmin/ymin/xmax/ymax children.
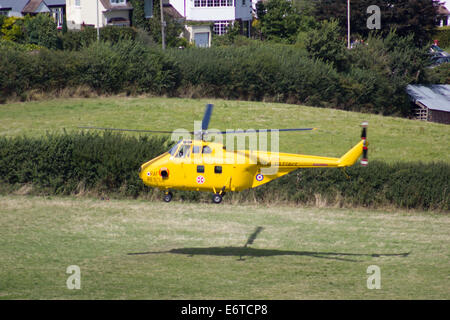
<box><xmin>406</xmin><ymin>84</ymin><xmax>450</xmax><ymax>124</ymax></box>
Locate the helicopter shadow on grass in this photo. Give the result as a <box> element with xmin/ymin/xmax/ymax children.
<box><xmin>127</xmin><ymin>226</ymin><xmax>410</xmax><ymax>262</ymax></box>
<box><xmin>127</xmin><ymin>247</ymin><xmax>410</xmax><ymax>262</ymax></box>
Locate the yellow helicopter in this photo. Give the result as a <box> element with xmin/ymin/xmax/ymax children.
<box><xmin>81</xmin><ymin>104</ymin><xmax>368</xmax><ymax>203</ymax></box>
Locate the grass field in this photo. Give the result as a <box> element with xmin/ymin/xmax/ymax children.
<box><xmin>0</xmin><ymin>195</ymin><xmax>448</xmax><ymax>300</ymax></box>
<box><xmin>0</xmin><ymin>97</ymin><xmax>449</xmax><ymax>163</ymax></box>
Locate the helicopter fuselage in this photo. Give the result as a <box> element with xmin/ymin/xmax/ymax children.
<box><xmin>139</xmin><ymin>139</ymin><xmax>365</xmax><ymax>194</ymax></box>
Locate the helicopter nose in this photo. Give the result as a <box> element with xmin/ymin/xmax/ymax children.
<box><xmin>139</xmin><ymin>164</ymin><xmax>152</xmax><ymax>180</ymax></box>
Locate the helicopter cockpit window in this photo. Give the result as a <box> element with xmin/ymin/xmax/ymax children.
<box><xmin>202</xmin><ymin>145</ymin><xmax>212</xmax><ymax>154</ymax></box>
<box><xmin>169</xmin><ymin>141</ymin><xmax>181</xmax><ymax>156</ymax></box>
<box><xmin>192</xmin><ymin>146</ymin><xmax>200</xmax><ymax>154</ymax></box>
<box><xmin>175</xmin><ymin>144</ymin><xmax>191</xmax><ymax>158</ymax></box>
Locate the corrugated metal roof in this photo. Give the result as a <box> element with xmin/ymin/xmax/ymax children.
<box><xmin>406</xmin><ymin>85</ymin><xmax>450</xmax><ymax>112</ymax></box>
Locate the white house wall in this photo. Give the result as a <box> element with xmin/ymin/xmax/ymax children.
<box><xmin>66</xmin><ymin>0</ymin><xmax>106</xmax><ymax>29</ymax></box>
<box><xmin>170</xmin><ymin>0</ymin><xmax>252</xmax><ymax>21</ymax></box>
<box><xmin>187</xmin><ymin>6</ymin><xmax>236</xmax><ymax>21</ymax></box>
<box><xmin>170</xmin><ymin>0</ymin><xmax>185</xmax><ymax>18</ymax></box>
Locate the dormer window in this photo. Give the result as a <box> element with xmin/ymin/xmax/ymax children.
<box><xmin>111</xmin><ymin>0</ymin><xmax>126</xmax><ymax>5</ymax></box>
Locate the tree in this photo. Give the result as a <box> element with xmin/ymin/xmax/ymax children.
<box><xmin>0</xmin><ymin>17</ymin><xmax>24</xmax><ymax>42</ymax></box>
<box><xmin>305</xmin><ymin>19</ymin><xmax>348</xmax><ymax>71</ymax></box>
<box><xmin>313</xmin><ymin>0</ymin><xmax>440</xmax><ymax>46</ymax></box>
<box><xmin>130</xmin><ymin>0</ymin><xmax>185</xmax><ymax>47</ymax></box>
<box><xmin>23</xmin><ymin>14</ymin><xmax>59</xmax><ymax>49</ymax></box>
<box><xmin>258</xmin><ymin>0</ymin><xmax>302</xmax><ymax>43</ymax></box>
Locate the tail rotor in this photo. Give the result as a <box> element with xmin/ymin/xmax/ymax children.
<box><xmin>360</xmin><ymin>122</ymin><xmax>368</xmax><ymax>166</ymax></box>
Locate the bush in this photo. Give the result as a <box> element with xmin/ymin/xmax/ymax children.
<box><xmin>0</xmin><ymin>16</ymin><xmax>24</xmax><ymax>42</ymax></box>
<box><xmin>343</xmin><ymin>31</ymin><xmax>428</xmax><ymax>115</ymax></box>
<box><xmin>433</xmin><ymin>27</ymin><xmax>450</xmax><ymax>48</ymax></box>
<box><xmin>0</xmin><ymin>40</ymin><xmax>181</xmax><ymax>98</ymax></box>
<box><xmin>168</xmin><ymin>44</ymin><xmax>339</xmax><ymax>104</ymax></box>
<box><xmin>60</xmin><ymin>26</ymin><xmax>138</xmax><ymax>51</ymax></box>
<box><xmin>23</xmin><ymin>14</ymin><xmax>59</xmax><ymax>49</ymax></box>
<box><xmin>243</xmin><ymin>161</ymin><xmax>449</xmax><ymax>211</ymax></box>
<box><xmin>0</xmin><ymin>132</ymin><xmax>172</xmax><ymax>197</ymax></box>
<box><xmin>305</xmin><ymin>19</ymin><xmax>349</xmax><ymax>72</ymax></box>
<box><xmin>424</xmin><ymin>62</ymin><xmax>450</xmax><ymax>84</ymax></box>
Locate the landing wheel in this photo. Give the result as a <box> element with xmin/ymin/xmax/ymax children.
<box><xmin>163</xmin><ymin>191</ymin><xmax>173</xmax><ymax>203</ymax></box>
<box><xmin>212</xmin><ymin>193</ymin><xmax>222</xmax><ymax>204</ymax></box>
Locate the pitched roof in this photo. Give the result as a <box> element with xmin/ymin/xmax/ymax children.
<box><xmin>163</xmin><ymin>4</ymin><xmax>183</xmax><ymax>20</ymax></box>
<box><xmin>22</xmin><ymin>0</ymin><xmax>49</xmax><ymax>13</ymax></box>
<box><xmin>406</xmin><ymin>85</ymin><xmax>450</xmax><ymax>112</ymax></box>
<box><xmin>437</xmin><ymin>5</ymin><xmax>450</xmax><ymax>15</ymax></box>
<box><xmin>0</xmin><ymin>0</ymin><xmax>29</xmax><ymax>11</ymax></box>
<box><xmin>100</xmin><ymin>0</ymin><xmax>133</xmax><ymax>11</ymax></box>
<box><xmin>0</xmin><ymin>0</ymin><xmax>64</xmax><ymax>14</ymax></box>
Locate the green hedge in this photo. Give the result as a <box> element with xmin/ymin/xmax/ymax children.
<box><xmin>60</xmin><ymin>26</ymin><xmax>138</xmax><ymax>51</ymax></box>
<box><xmin>0</xmin><ymin>40</ymin><xmax>181</xmax><ymax>99</ymax></box>
<box><xmin>0</xmin><ymin>37</ymin><xmax>424</xmax><ymax>116</ymax></box>
<box><xmin>168</xmin><ymin>45</ymin><xmax>340</xmax><ymax>104</ymax></box>
<box><xmin>433</xmin><ymin>27</ymin><xmax>450</xmax><ymax>48</ymax></box>
<box><xmin>0</xmin><ymin>133</ymin><xmax>448</xmax><ymax>211</ymax></box>
<box><xmin>0</xmin><ymin>132</ymin><xmax>171</xmax><ymax>197</ymax></box>
<box><xmin>168</xmin><ymin>41</ymin><xmax>422</xmax><ymax>115</ymax></box>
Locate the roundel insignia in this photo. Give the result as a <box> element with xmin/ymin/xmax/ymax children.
<box><xmin>196</xmin><ymin>176</ymin><xmax>205</xmax><ymax>184</ymax></box>
<box><xmin>256</xmin><ymin>174</ymin><xmax>264</xmax><ymax>181</ymax></box>
<box><xmin>147</xmin><ymin>172</ymin><xmax>151</xmax><ymax>176</ymax></box>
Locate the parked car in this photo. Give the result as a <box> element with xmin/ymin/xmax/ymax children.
<box><xmin>430</xmin><ymin>45</ymin><xmax>449</xmax><ymax>57</ymax></box>
<box><xmin>429</xmin><ymin>55</ymin><xmax>450</xmax><ymax>68</ymax></box>
<box><xmin>428</xmin><ymin>45</ymin><xmax>450</xmax><ymax>67</ymax></box>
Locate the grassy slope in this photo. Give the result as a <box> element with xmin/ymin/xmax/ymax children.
<box><xmin>0</xmin><ymin>195</ymin><xmax>448</xmax><ymax>300</ymax></box>
<box><xmin>0</xmin><ymin>97</ymin><xmax>449</xmax><ymax>163</ymax></box>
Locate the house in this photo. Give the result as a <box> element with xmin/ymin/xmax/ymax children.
<box><xmin>65</xmin><ymin>0</ymin><xmax>133</xmax><ymax>30</ymax></box>
<box><xmin>437</xmin><ymin>4</ymin><xmax>450</xmax><ymax>27</ymax></box>
<box><xmin>167</xmin><ymin>0</ymin><xmax>253</xmax><ymax>47</ymax></box>
<box><xmin>0</xmin><ymin>0</ymin><xmax>66</xmax><ymax>28</ymax></box>
<box><xmin>406</xmin><ymin>85</ymin><xmax>450</xmax><ymax>125</ymax></box>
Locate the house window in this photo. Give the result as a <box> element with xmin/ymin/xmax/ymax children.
<box><xmin>111</xmin><ymin>0</ymin><xmax>126</xmax><ymax>4</ymax></box>
<box><xmin>0</xmin><ymin>9</ymin><xmax>10</xmax><ymax>16</ymax></box>
<box><xmin>213</xmin><ymin>21</ymin><xmax>231</xmax><ymax>35</ymax></box>
<box><xmin>195</xmin><ymin>0</ymin><xmax>232</xmax><ymax>7</ymax></box>
<box><xmin>144</xmin><ymin>0</ymin><xmax>153</xmax><ymax>18</ymax></box>
<box><xmin>75</xmin><ymin>0</ymin><xmax>81</xmax><ymax>7</ymax></box>
<box><xmin>51</xmin><ymin>7</ymin><xmax>63</xmax><ymax>29</ymax></box>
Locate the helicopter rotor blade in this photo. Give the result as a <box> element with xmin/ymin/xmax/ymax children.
<box><xmin>78</xmin><ymin>126</ymin><xmax>177</xmax><ymax>134</ymax></box>
<box><xmin>202</xmin><ymin>104</ymin><xmax>214</xmax><ymax>131</ymax></box>
<box><xmin>215</xmin><ymin>128</ymin><xmax>317</xmax><ymax>135</ymax></box>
